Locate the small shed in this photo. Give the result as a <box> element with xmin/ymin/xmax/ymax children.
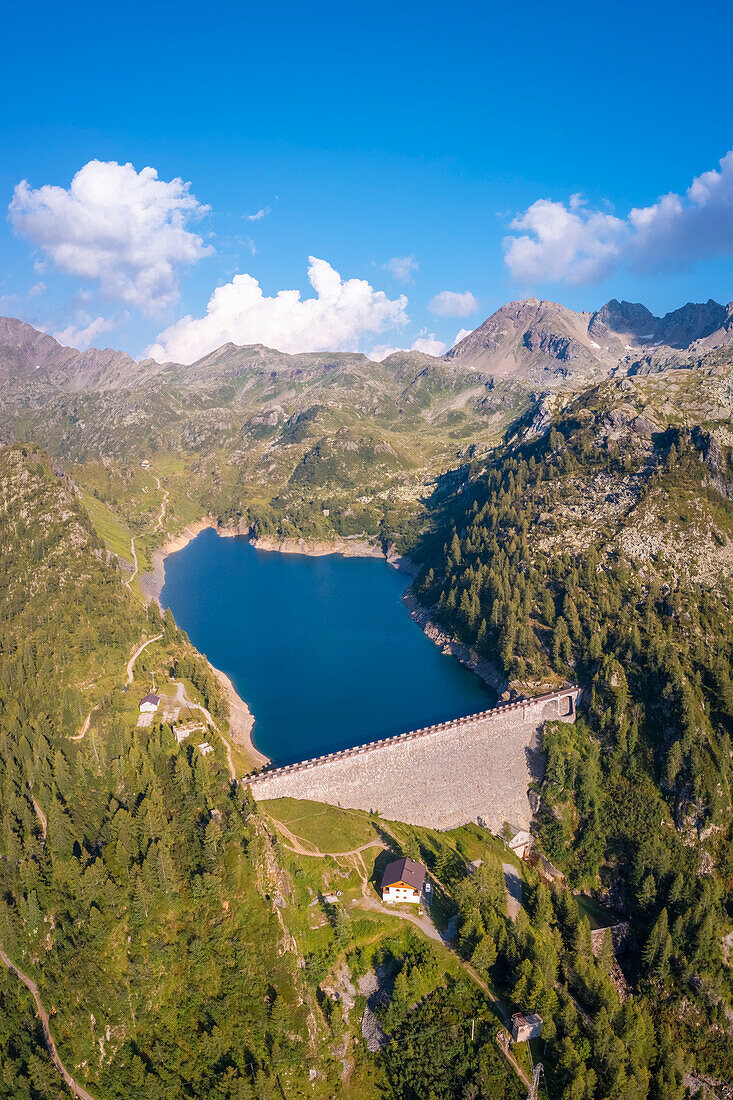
<box><xmin>511</xmin><ymin>1013</ymin><xmax>542</xmax><ymax>1043</ymax></box>
<box><xmin>139</xmin><ymin>693</ymin><xmax>160</xmax><ymax>714</ymax></box>
<box><xmin>507</xmin><ymin>827</ymin><xmax>534</xmax><ymax>860</ymax></box>
<box><xmin>198</xmin><ymin>742</ymin><xmax>213</xmax><ymax>756</ymax></box>
<box><xmin>381</xmin><ymin>858</ymin><xmax>425</xmax><ymax>904</ymax></box>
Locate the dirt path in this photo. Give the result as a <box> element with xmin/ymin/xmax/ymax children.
<box><xmin>71</xmin><ymin>633</ymin><xmax>162</xmax><ymax>744</ymax></box>
<box><xmin>70</xmin><ymin>702</ymin><xmax>100</xmax><ymax>742</ymax></box>
<box><xmin>151</xmin><ymin>474</ymin><xmax>169</xmax><ymax>533</ymax></box>
<box><xmin>353</xmin><ymin>892</ymin><xmax>446</xmax><ymax>943</ymax></box>
<box><xmin>0</xmin><ymin>947</ymin><xmax>96</xmax><ymax>1100</ymax></box>
<box><xmin>503</xmin><ymin>861</ymin><xmax>522</xmax><ymax>921</ymax></box>
<box><xmin>172</xmin><ymin>680</ymin><xmax>238</xmax><ymax>781</ymax></box>
<box><xmin>124</xmin><ymin>472</ymin><xmax>166</xmax><ymax>593</ymax></box>
<box><xmin>349</xmin><ymin>893</ymin><xmax>530</xmax><ymax>1088</ymax></box>
<box><xmin>28</xmin><ymin>788</ymin><xmax>47</xmax><ymax>841</ymax></box>
<box><xmin>125</xmin><ymin>633</ymin><xmax>163</xmax><ymax>687</ymax></box>
<box><xmin>124</xmin><ymin>536</ymin><xmax>138</xmax><ymax>589</ymax></box>
<box><xmin>269</xmin><ymin>817</ymin><xmax>387</xmax><ymax>859</ymax></box>
<box><xmin>263</xmin><ymin>815</ymin><xmax>530</xmax><ymax>1091</ymax></box>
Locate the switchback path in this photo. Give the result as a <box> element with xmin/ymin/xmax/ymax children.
<box><xmin>71</xmin><ymin>633</ymin><xmax>162</xmax><ymax>743</ymax></box>
<box><xmin>123</xmin><ymin>470</ymin><xmax>166</xmax><ymax>593</ymax></box>
<box><xmin>151</xmin><ymin>474</ymin><xmax>169</xmax><ymax>533</ymax></box>
<box><xmin>0</xmin><ymin>946</ymin><xmax>96</xmax><ymax>1100</ymax></box>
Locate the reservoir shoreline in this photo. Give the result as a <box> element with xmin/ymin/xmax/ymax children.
<box><xmin>139</xmin><ymin>520</ymin><xmax>508</xmax><ymax>764</ymax></box>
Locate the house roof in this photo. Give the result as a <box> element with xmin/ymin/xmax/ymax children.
<box><xmin>381</xmin><ymin>857</ymin><xmax>426</xmax><ymax>892</ymax></box>
<box><xmin>140</xmin><ymin>693</ymin><xmax>160</xmax><ymax>706</ymax></box>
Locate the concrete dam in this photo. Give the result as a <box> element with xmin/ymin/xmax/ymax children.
<box><xmin>245</xmin><ymin>687</ymin><xmax>581</xmax><ymax>832</ymax></box>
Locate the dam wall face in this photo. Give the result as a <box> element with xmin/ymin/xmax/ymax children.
<box><xmin>246</xmin><ymin>688</ymin><xmax>581</xmax><ymax>832</ymax></box>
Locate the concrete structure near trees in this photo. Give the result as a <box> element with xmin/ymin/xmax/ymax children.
<box><xmin>246</xmin><ymin>687</ymin><xmax>580</xmax><ymax>832</ymax></box>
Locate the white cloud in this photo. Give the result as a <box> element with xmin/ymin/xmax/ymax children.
<box><xmin>9</xmin><ymin>160</ymin><xmax>212</xmax><ymax>313</ymax></box>
<box><xmin>384</xmin><ymin>255</ymin><xmax>419</xmax><ymax>283</ymax></box>
<box><xmin>53</xmin><ymin>314</ymin><xmax>118</xmax><ymax>351</ymax></box>
<box><xmin>452</xmin><ymin>327</ymin><xmax>472</xmax><ymax>346</ymax></box>
<box><xmin>504</xmin><ymin>149</ymin><xmax>733</xmax><ymax>285</ymax></box>
<box><xmin>368</xmin><ymin>343</ymin><xmax>403</xmax><ymax>361</ymax></box>
<box><xmin>428</xmin><ymin>290</ymin><xmax>479</xmax><ymax>317</ymax></box>
<box><xmin>0</xmin><ymin>281</ymin><xmax>47</xmax><ymax>310</ymax></box>
<box><xmin>412</xmin><ymin>332</ymin><xmax>448</xmax><ymax>355</ymax></box>
<box><xmin>370</xmin><ymin>330</ymin><xmax>447</xmax><ymax>361</ymax></box>
<box><xmin>246</xmin><ymin>206</ymin><xmax>271</xmax><ymax>222</ymax></box>
<box><xmin>148</xmin><ymin>257</ymin><xmax>409</xmax><ymax>363</ymax></box>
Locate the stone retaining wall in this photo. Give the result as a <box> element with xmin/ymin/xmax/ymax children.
<box><xmin>246</xmin><ymin>687</ymin><xmax>581</xmax><ymax>831</ymax></box>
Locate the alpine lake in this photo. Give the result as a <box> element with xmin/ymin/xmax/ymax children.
<box><xmin>161</xmin><ymin>527</ymin><xmax>496</xmax><ymax>765</ymax></box>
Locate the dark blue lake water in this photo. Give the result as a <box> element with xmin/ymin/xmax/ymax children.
<box><xmin>161</xmin><ymin>528</ymin><xmax>495</xmax><ymax>765</ymax></box>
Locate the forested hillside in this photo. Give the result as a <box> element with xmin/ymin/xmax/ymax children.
<box><xmin>0</xmin><ymin>446</ymin><xmax>527</xmax><ymax>1099</ymax></box>
<box><xmin>0</xmin><ymin>446</ymin><xmax>332</xmax><ymax>1098</ymax></box>
<box><xmin>411</xmin><ymin>376</ymin><xmax>733</xmax><ymax>1089</ymax></box>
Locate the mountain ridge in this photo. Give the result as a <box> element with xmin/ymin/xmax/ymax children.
<box><xmin>3</xmin><ymin>294</ymin><xmax>732</xmax><ymax>399</ymax></box>
<box><xmin>443</xmin><ymin>294</ymin><xmax>733</xmax><ymax>382</ymax></box>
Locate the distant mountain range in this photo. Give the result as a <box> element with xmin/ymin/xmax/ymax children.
<box><xmin>0</xmin><ymin>296</ymin><xmax>731</xmax><ymax>530</ymax></box>
<box><xmin>2</xmin><ymin>296</ymin><xmax>732</xmax><ymax>403</ymax></box>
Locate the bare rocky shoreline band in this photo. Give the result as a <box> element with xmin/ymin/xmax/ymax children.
<box><xmin>138</xmin><ymin>520</ymin><xmax>510</xmax><ymax>770</ymax></box>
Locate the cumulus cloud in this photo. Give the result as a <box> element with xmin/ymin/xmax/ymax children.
<box><xmin>412</xmin><ymin>332</ymin><xmax>448</xmax><ymax>355</ymax></box>
<box><xmin>148</xmin><ymin>257</ymin><xmax>409</xmax><ymax>363</ymax></box>
<box><xmin>9</xmin><ymin>160</ymin><xmax>212</xmax><ymax>313</ymax></box>
<box><xmin>504</xmin><ymin>149</ymin><xmax>733</xmax><ymax>285</ymax></box>
<box><xmin>452</xmin><ymin>327</ymin><xmax>473</xmax><ymax>346</ymax></box>
<box><xmin>370</xmin><ymin>330</ymin><xmax>447</xmax><ymax>361</ymax></box>
<box><xmin>428</xmin><ymin>290</ymin><xmax>479</xmax><ymax>317</ymax></box>
<box><xmin>246</xmin><ymin>205</ymin><xmax>271</xmax><ymax>222</ymax></box>
<box><xmin>53</xmin><ymin>314</ymin><xmax>118</xmax><ymax>351</ymax></box>
<box><xmin>384</xmin><ymin>255</ymin><xmax>419</xmax><ymax>283</ymax></box>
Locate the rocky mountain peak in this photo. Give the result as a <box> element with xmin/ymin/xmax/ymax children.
<box><xmin>657</xmin><ymin>299</ymin><xmax>727</xmax><ymax>347</ymax></box>
<box><xmin>588</xmin><ymin>300</ymin><xmax>657</xmax><ymax>341</ymax></box>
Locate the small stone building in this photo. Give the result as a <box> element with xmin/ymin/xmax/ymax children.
<box><xmin>511</xmin><ymin>1012</ymin><xmax>542</xmax><ymax>1042</ymax></box>
<box><xmin>381</xmin><ymin>857</ymin><xmax>425</xmax><ymax>904</ymax></box>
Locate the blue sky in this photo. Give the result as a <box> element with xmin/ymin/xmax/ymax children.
<box><xmin>1</xmin><ymin>0</ymin><xmax>731</xmax><ymax>361</ymax></box>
